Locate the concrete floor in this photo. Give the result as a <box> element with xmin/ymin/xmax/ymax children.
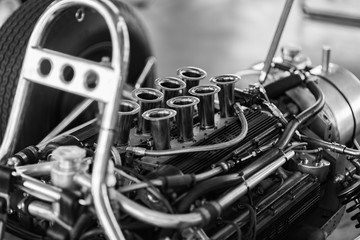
<box><xmin>2</xmin><ymin>0</ymin><xmax>360</xmax><ymax>239</ymax></box>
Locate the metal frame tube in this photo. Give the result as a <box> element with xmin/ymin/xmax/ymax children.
<box><xmin>112</xmin><ymin>189</ymin><xmax>204</xmax><ymax>229</ymax></box>
<box><xmin>0</xmin><ymin>1</ymin><xmax>131</xmax><ymax>239</ymax></box>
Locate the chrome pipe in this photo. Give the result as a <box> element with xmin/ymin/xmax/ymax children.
<box><xmin>27</xmin><ymin>200</ymin><xmax>72</xmax><ymax>231</ymax></box>
<box><xmin>16</xmin><ymin>174</ymin><xmax>62</xmax><ymax>202</ymax></box>
<box><xmin>135</xmin><ymin>56</ymin><xmax>156</xmax><ymax>89</ymax></box>
<box><xmin>321</xmin><ymin>45</ymin><xmax>331</xmax><ymax>74</ymax></box>
<box><xmin>214</xmin><ymin>150</ymin><xmax>295</xmax><ymax>210</ymax></box>
<box><xmin>132</xmin><ymin>88</ymin><xmax>163</xmax><ymax>134</ymax></box>
<box><xmin>167</xmin><ymin>96</ymin><xmax>199</xmax><ymax>142</ymax></box>
<box><xmin>189</xmin><ymin>85</ymin><xmax>220</xmax><ymax>129</ymax></box>
<box><xmin>0</xmin><ymin>0</ymin><xmax>130</xmax><ymax>239</ymax></box>
<box><xmin>258</xmin><ymin>0</ymin><xmax>294</xmax><ymax>83</ymax></box>
<box><xmin>127</xmin><ymin>103</ymin><xmax>248</xmax><ymax>157</ymax></box>
<box><xmin>112</xmin><ymin>189</ymin><xmax>204</xmax><ymax>229</ymax></box>
<box><xmin>16</xmin><ymin>161</ymin><xmax>55</xmax><ymax>177</ymax></box>
<box><xmin>27</xmin><ymin>200</ymin><xmax>55</xmax><ymax>222</ymax></box>
<box><xmin>194</xmin><ymin>166</ymin><xmax>223</xmax><ymax>182</ymax></box>
<box><xmin>155</xmin><ymin>77</ymin><xmax>186</xmax><ymax>107</ymax></box>
<box><xmin>177</xmin><ymin>66</ymin><xmax>207</xmax><ymax>95</ymax></box>
<box><xmin>142</xmin><ymin>108</ymin><xmax>177</xmax><ymax>150</ymax></box>
<box><xmin>116</xmin><ymin>100</ymin><xmax>140</xmax><ymax>145</ymax></box>
<box><xmin>210</xmin><ymin>74</ymin><xmax>240</xmax><ymax>118</ymax></box>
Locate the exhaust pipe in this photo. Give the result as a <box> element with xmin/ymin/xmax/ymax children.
<box><xmin>177</xmin><ymin>66</ymin><xmax>207</xmax><ymax>95</ymax></box>
<box><xmin>167</xmin><ymin>96</ymin><xmax>200</xmax><ymax>142</ymax></box>
<box><xmin>142</xmin><ymin>108</ymin><xmax>177</xmax><ymax>150</ymax></box>
<box><xmin>189</xmin><ymin>85</ymin><xmax>220</xmax><ymax>129</ymax></box>
<box><xmin>115</xmin><ymin>100</ymin><xmax>140</xmax><ymax>145</ymax></box>
<box><xmin>132</xmin><ymin>88</ymin><xmax>163</xmax><ymax>135</ymax></box>
<box><xmin>210</xmin><ymin>74</ymin><xmax>240</xmax><ymax>118</ymax></box>
<box><xmin>155</xmin><ymin>77</ymin><xmax>186</xmax><ymax>107</ymax></box>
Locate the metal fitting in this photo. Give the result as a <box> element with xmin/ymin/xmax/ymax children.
<box><xmin>50</xmin><ymin>146</ymin><xmax>86</xmax><ymax>190</ymax></box>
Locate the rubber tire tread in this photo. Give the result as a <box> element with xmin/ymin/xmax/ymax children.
<box><xmin>0</xmin><ymin>0</ymin><xmax>53</xmax><ymax>142</ymax></box>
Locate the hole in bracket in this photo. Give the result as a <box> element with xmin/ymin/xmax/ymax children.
<box><xmin>38</xmin><ymin>58</ymin><xmax>52</xmax><ymax>76</ymax></box>
<box><xmin>84</xmin><ymin>71</ymin><xmax>99</xmax><ymax>90</ymax></box>
<box><xmin>75</xmin><ymin>8</ymin><xmax>85</xmax><ymax>22</ymax></box>
<box><xmin>61</xmin><ymin>65</ymin><xmax>75</xmax><ymax>83</ymax></box>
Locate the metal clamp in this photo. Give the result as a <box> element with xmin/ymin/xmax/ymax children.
<box><xmin>0</xmin><ymin>0</ymin><xmax>130</xmax><ymax>239</ymax></box>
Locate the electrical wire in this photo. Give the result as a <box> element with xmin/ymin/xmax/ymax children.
<box><xmin>242</xmin><ymin>204</ymin><xmax>257</xmax><ymax>240</ymax></box>
<box><xmin>221</xmin><ymin>220</ymin><xmax>242</xmax><ymax>240</ymax></box>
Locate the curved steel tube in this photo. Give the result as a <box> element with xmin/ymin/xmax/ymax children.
<box><xmin>299</xmin><ymin>134</ymin><xmax>360</xmax><ymax>157</ymax></box>
<box><xmin>214</xmin><ymin>150</ymin><xmax>295</xmax><ymax>210</ymax></box>
<box><xmin>276</xmin><ymin>80</ymin><xmax>325</xmax><ymax>149</ymax></box>
<box><xmin>112</xmin><ymin>189</ymin><xmax>205</xmax><ymax>229</ymax></box>
<box><xmin>0</xmin><ymin>0</ymin><xmax>130</xmax><ymax>239</ymax></box>
<box><xmin>236</xmin><ymin>79</ymin><xmax>325</xmax><ymax>183</ymax></box>
<box><xmin>127</xmin><ymin>102</ymin><xmax>248</xmax><ymax>156</ymax></box>
<box><xmin>111</xmin><ymin>151</ymin><xmax>294</xmax><ymax>228</ymax></box>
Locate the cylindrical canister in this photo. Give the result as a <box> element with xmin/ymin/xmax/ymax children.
<box><xmin>177</xmin><ymin>66</ymin><xmax>207</xmax><ymax>95</ymax></box>
<box><xmin>132</xmin><ymin>88</ymin><xmax>163</xmax><ymax>134</ymax></box>
<box><xmin>210</xmin><ymin>74</ymin><xmax>240</xmax><ymax>118</ymax></box>
<box><xmin>189</xmin><ymin>85</ymin><xmax>220</xmax><ymax>129</ymax></box>
<box><xmin>167</xmin><ymin>96</ymin><xmax>199</xmax><ymax>142</ymax></box>
<box><xmin>116</xmin><ymin>100</ymin><xmax>140</xmax><ymax>145</ymax></box>
<box><xmin>142</xmin><ymin>108</ymin><xmax>177</xmax><ymax>150</ymax></box>
<box><xmin>155</xmin><ymin>77</ymin><xmax>186</xmax><ymax>107</ymax></box>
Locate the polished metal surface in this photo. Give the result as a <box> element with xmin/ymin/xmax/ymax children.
<box><xmin>216</xmin><ymin>150</ymin><xmax>295</xmax><ymax>210</ymax></box>
<box><xmin>0</xmin><ymin>0</ymin><xmax>131</xmax><ymax>239</ymax></box>
<box><xmin>2</xmin><ymin>0</ymin><xmax>360</xmax><ymax>239</ymax></box>
<box><xmin>50</xmin><ymin>146</ymin><xmax>86</xmax><ymax>190</ymax></box>
<box><xmin>167</xmin><ymin>96</ymin><xmax>199</xmax><ymax>142</ymax></box>
<box><xmin>112</xmin><ymin>189</ymin><xmax>205</xmax><ymax>229</ymax></box>
<box><xmin>116</xmin><ymin>100</ymin><xmax>140</xmax><ymax>145</ymax></box>
<box><xmin>188</xmin><ymin>85</ymin><xmax>220</xmax><ymax>129</ymax></box>
<box><xmin>22</xmin><ymin>48</ymin><xmax>117</xmax><ymax>102</ymax></box>
<box><xmin>311</xmin><ymin>63</ymin><xmax>360</xmax><ymax>142</ymax></box>
<box><xmin>132</xmin><ymin>88</ymin><xmax>163</xmax><ymax>134</ymax></box>
<box><xmin>322</xmin><ymin>45</ymin><xmax>331</xmax><ymax>74</ymax></box>
<box><xmin>155</xmin><ymin>77</ymin><xmax>186</xmax><ymax>107</ymax></box>
<box><xmin>177</xmin><ymin>66</ymin><xmax>207</xmax><ymax>95</ymax></box>
<box><xmin>210</xmin><ymin>74</ymin><xmax>240</xmax><ymax>118</ymax></box>
<box><xmin>126</xmin><ymin>102</ymin><xmax>248</xmax><ymax>157</ymax></box>
<box><xmin>142</xmin><ymin>108</ymin><xmax>176</xmax><ymax>150</ymax></box>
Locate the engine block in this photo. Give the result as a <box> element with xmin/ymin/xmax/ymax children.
<box><xmin>2</xmin><ymin>1</ymin><xmax>360</xmax><ymax>240</ymax></box>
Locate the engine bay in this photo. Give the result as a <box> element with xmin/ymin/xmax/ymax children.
<box><xmin>1</xmin><ymin>0</ymin><xmax>360</xmax><ymax>240</ymax></box>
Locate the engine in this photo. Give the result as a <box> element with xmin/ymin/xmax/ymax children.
<box><xmin>1</xmin><ymin>0</ymin><xmax>360</xmax><ymax>240</ymax></box>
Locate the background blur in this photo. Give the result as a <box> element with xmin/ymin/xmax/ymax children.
<box><xmin>1</xmin><ymin>0</ymin><xmax>360</xmax><ymax>239</ymax></box>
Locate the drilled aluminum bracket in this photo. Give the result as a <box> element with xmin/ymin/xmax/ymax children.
<box><xmin>0</xmin><ymin>0</ymin><xmax>129</xmax><ymax>239</ymax></box>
